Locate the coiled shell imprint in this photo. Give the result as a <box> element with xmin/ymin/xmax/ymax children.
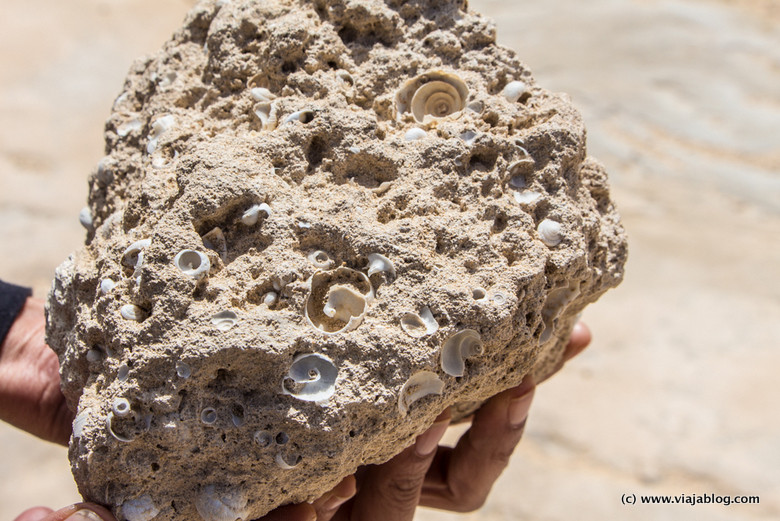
<box><xmin>305</xmin><ymin>268</ymin><xmax>374</xmax><ymax>334</ymax></box>
<box><xmin>395</xmin><ymin>70</ymin><xmax>469</xmax><ymax>123</ymax></box>
<box><xmin>400</xmin><ymin>306</ymin><xmax>439</xmax><ymax>338</ymax></box>
<box><xmin>440</xmin><ymin>329</ymin><xmax>484</xmax><ymax>377</ymax></box>
<box><xmin>398</xmin><ymin>371</ymin><xmax>445</xmax><ymax>415</ymax></box>
<box><xmin>281</xmin><ymin>353</ymin><xmax>338</xmax><ymax>403</ymax></box>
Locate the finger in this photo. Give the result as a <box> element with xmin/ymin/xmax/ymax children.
<box><xmin>309</xmin><ymin>475</ymin><xmax>356</xmax><ymax>520</ymax></box>
<box><xmin>18</xmin><ymin>504</ymin><xmax>115</xmax><ymax>521</ymax></box>
<box><xmin>563</xmin><ymin>321</ymin><xmax>591</xmax><ymax>363</ymax></box>
<box><xmin>537</xmin><ymin>321</ymin><xmax>592</xmax><ymax>384</ymax></box>
<box><xmin>347</xmin><ymin>409</ymin><xmax>451</xmax><ymax>521</ymax></box>
<box><xmin>420</xmin><ymin>379</ymin><xmax>535</xmax><ymax>512</ymax></box>
<box><xmin>259</xmin><ymin>503</ymin><xmax>316</xmax><ymax>521</ymax></box>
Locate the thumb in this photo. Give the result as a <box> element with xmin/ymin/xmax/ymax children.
<box><xmin>15</xmin><ymin>504</ymin><xmax>116</xmax><ymax>521</ymax></box>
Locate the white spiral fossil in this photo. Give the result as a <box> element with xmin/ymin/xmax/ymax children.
<box><xmin>281</xmin><ymin>353</ymin><xmax>338</xmax><ymax>403</ymax></box>
<box><xmin>395</xmin><ymin>70</ymin><xmax>469</xmax><ymax>123</ymax></box>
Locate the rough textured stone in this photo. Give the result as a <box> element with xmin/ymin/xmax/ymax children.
<box><xmin>45</xmin><ymin>0</ymin><xmax>627</xmax><ymax>519</ymax></box>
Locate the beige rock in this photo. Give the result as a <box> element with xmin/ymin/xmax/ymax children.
<box><xmin>44</xmin><ymin>0</ymin><xmax>627</xmax><ymax>519</ymax></box>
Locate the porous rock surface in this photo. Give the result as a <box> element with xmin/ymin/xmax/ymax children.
<box><xmin>45</xmin><ymin>0</ymin><xmax>627</xmax><ymax>519</ymax></box>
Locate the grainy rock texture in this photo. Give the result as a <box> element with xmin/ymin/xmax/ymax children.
<box><xmin>45</xmin><ymin>0</ymin><xmax>627</xmax><ymax>519</ymax></box>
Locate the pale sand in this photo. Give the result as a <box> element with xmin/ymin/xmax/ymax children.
<box><xmin>1</xmin><ymin>1</ymin><xmax>778</xmax><ymax>519</ymax></box>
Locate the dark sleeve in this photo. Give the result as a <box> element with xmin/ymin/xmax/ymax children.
<box><xmin>0</xmin><ymin>279</ymin><xmax>32</xmax><ymax>346</ymax></box>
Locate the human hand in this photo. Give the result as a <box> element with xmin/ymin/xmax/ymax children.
<box><xmin>0</xmin><ymin>297</ymin><xmax>73</xmax><ymax>444</ymax></box>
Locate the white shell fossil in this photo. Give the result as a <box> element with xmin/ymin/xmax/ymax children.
<box><xmin>398</xmin><ymin>371</ymin><xmax>445</xmax><ymax>415</ymax></box>
<box><xmin>122</xmin><ymin>239</ymin><xmax>151</xmax><ymax>268</ymax></box>
<box><xmin>106</xmin><ymin>412</ymin><xmax>134</xmax><ymax>443</ymax></box>
<box><xmin>395</xmin><ymin>70</ymin><xmax>469</xmax><ymax>123</ymax></box>
<box><xmin>72</xmin><ymin>408</ymin><xmax>91</xmax><ymax>439</ymax></box>
<box><xmin>502</xmin><ymin>80</ymin><xmax>528</xmax><ymax>102</ymax></box>
<box><xmin>540</xmin><ymin>282</ymin><xmax>581</xmax><ymax>344</ymax></box>
<box><xmin>440</xmin><ymin>329</ymin><xmax>484</xmax><ymax>377</ymax></box>
<box><xmin>195</xmin><ymin>485</ymin><xmax>249</xmax><ymax>521</ymax></box>
<box><xmin>202</xmin><ymin>227</ymin><xmax>227</xmax><ymax>261</ymax></box>
<box><xmin>100</xmin><ymin>278</ymin><xmax>116</xmax><ymax>294</ymax></box>
<box><xmin>366</xmin><ymin>253</ymin><xmax>395</xmax><ymax>279</ymax></box>
<box><xmin>200</xmin><ymin>408</ymin><xmax>218</xmax><ymax>425</ymax></box>
<box><xmin>117</xmin><ymin>118</ymin><xmax>142</xmax><ymax>137</ymax></box>
<box><xmin>254</xmin><ymin>102</ymin><xmax>277</xmax><ymax>131</ymax></box>
<box><xmin>305</xmin><ymin>268</ymin><xmax>374</xmax><ymax>334</ymax></box>
<box><xmin>112</xmin><ymin>397</ymin><xmax>132</xmax><ymax>417</ymax></box>
<box><xmin>211</xmin><ymin>311</ymin><xmax>238</xmax><ymax>331</ymax></box>
<box><xmin>537</xmin><ymin>219</ymin><xmax>564</xmax><ymax>247</ymax></box>
<box><xmin>281</xmin><ymin>353</ymin><xmax>338</xmax><ymax>402</ymax></box>
<box><xmin>86</xmin><ymin>348</ymin><xmax>104</xmax><ymax>363</ymax></box>
<box><xmin>173</xmin><ymin>249</ymin><xmax>210</xmax><ymax>279</ymax></box>
<box><xmin>459</xmin><ymin>130</ymin><xmax>479</xmax><ymax>146</ymax></box>
<box><xmin>147</xmin><ymin>115</ymin><xmax>175</xmax><ymax>154</ymax></box>
<box><xmin>79</xmin><ymin>206</ymin><xmax>93</xmax><ymax>230</ymax></box>
<box><xmin>262</xmin><ymin>292</ymin><xmax>278</xmax><ymax>306</ymax></box>
<box><xmin>283</xmin><ymin>109</ymin><xmax>315</xmax><ymax>125</ymax></box>
<box><xmin>241</xmin><ymin>203</ymin><xmax>271</xmax><ymax>225</ymax></box>
<box><xmin>400</xmin><ymin>306</ymin><xmax>438</xmax><ymax>338</ymax></box>
<box><xmin>121</xmin><ymin>495</ymin><xmax>160</xmax><ymax>521</ymax></box>
<box><xmin>275</xmin><ymin>451</ymin><xmax>301</xmax><ymax>470</ymax></box>
<box><xmin>404</xmin><ymin>128</ymin><xmax>427</xmax><ymax>141</ymax></box>
<box><xmin>323</xmin><ymin>286</ymin><xmax>366</xmax><ymax>323</ymax></box>
<box><xmin>307</xmin><ymin>250</ymin><xmax>334</xmax><ymax>270</ymax></box>
<box><xmin>250</xmin><ymin>87</ymin><xmax>275</xmax><ymax>102</ymax></box>
<box><xmin>336</xmin><ymin>69</ymin><xmax>354</xmax><ymax>86</ymax></box>
<box><xmin>120</xmin><ymin>304</ymin><xmax>146</xmax><ymax>322</ymax></box>
<box><xmin>253</xmin><ymin>430</ymin><xmax>272</xmax><ymax>447</ymax></box>
<box><xmin>514</xmin><ymin>191</ymin><xmax>542</xmax><ymax>205</ymax></box>
<box><xmin>175</xmin><ymin>361</ymin><xmax>191</xmax><ymax>379</ymax></box>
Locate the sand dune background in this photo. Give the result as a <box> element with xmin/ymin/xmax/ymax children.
<box><xmin>1</xmin><ymin>1</ymin><xmax>778</xmax><ymax>519</ymax></box>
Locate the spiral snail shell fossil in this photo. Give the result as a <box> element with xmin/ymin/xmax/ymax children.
<box><xmin>395</xmin><ymin>70</ymin><xmax>469</xmax><ymax>123</ymax></box>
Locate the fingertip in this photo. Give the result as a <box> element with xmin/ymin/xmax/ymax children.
<box><xmin>564</xmin><ymin>321</ymin><xmax>591</xmax><ymax>362</ymax></box>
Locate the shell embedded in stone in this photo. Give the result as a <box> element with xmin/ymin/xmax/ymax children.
<box><xmin>394</xmin><ymin>70</ymin><xmax>469</xmax><ymax>123</ymax></box>
<box><xmin>146</xmin><ymin>114</ymin><xmax>175</xmax><ymax>154</ymax></box>
<box><xmin>502</xmin><ymin>80</ymin><xmax>528</xmax><ymax>102</ymax></box>
<box><xmin>281</xmin><ymin>353</ymin><xmax>338</xmax><ymax>403</ymax></box>
<box><xmin>173</xmin><ymin>249</ymin><xmax>210</xmax><ymax>279</ymax></box>
<box><xmin>400</xmin><ymin>306</ymin><xmax>438</xmax><ymax>338</ymax></box>
<box><xmin>79</xmin><ymin>206</ymin><xmax>93</xmax><ymax>231</ymax></box>
<box><xmin>121</xmin><ymin>495</ymin><xmax>160</xmax><ymax>521</ymax></box>
<box><xmin>195</xmin><ymin>485</ymin><xmax>249</xmax><ymax>521</ymax></box>
<box><xmin>202</xmin><ymin>227</ymin><xmax>227</xmax><ymax>261</ymax></box>
<box><xmin>398</xmin><ymin>371</ymin><xmax>445</xmax><ymax>415</ymax></box>
<box><xmin>404</xmin><ymin>128</ymin><xmax>427</xmax><ymax>141</ymax></box>
<box><xmin>210</xmin><ymin>311</ymin><xmax>238</xmax><ymax>331</ymax></box>
<box><xmin>366</xmin><ymin>253</ymin><xmax>395</xmax><ymax>279</ymax></box>
<box><xmin>440</xmin><ymin>329</ymin><xmax>484</xmax><ymax>377</ymax></box>
<box><xmin>537</xmin><ymin>219</ymin><xmax>564</xmax><ymax>247</ymax></box>
<box><xmin>241</xmin><ymin>203</ymin><xmax>271</xmax><ymax>226</ymax></box>
<box><xmin>307</xmin><ymin>250</ymin><xmax>335</xmax><ymax>270</ymax></box>
<box><xmin>120</xmin><ymin>304</ymin><xmax>146</xmax><ymax>322</ymax></box>
<box><xmin>305</xmin><ymin>267</ymin><xmax>374</xmax><ymax>334</ymax></box>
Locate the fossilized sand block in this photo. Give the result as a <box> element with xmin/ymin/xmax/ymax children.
<box><xmin>45</xmin><ymin>0</ymin><xmax>628</xmax><ymax>519</ymax></box>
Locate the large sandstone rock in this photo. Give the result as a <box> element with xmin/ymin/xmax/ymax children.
<box><xmin>45</xmin><ymin>0</ymin><xmax>627</xmax><ymax>519</ymax></box>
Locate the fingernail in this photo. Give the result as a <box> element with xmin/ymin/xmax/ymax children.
<box><xmin>322</xmin><ymin>477</ymin><xmax>356</xmax><ymax>512</ymax></box>
<box><xmin>65</xmin><ymin>510</ymin><xmax>104</xmax><ymax>521</ymax></box>
<box><xmin>415</xmin><ymin>418</ymin><xmax>450</xmax><ymax>457</ymax></box>
<box><xmin>322</xmin><ymin>492</ymin><xmax>352</xmax><ymax>513</ymax></box>
<box><xmin>508</xmin><ymin>391</ymin><xmax>534</xmax><ymax>428</ymax></box>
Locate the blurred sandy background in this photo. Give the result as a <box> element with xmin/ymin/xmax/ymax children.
<box><xmin>1</xmin><ymin>0</ymin><xmax>778</xmax><ymax>519</ymax></box>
